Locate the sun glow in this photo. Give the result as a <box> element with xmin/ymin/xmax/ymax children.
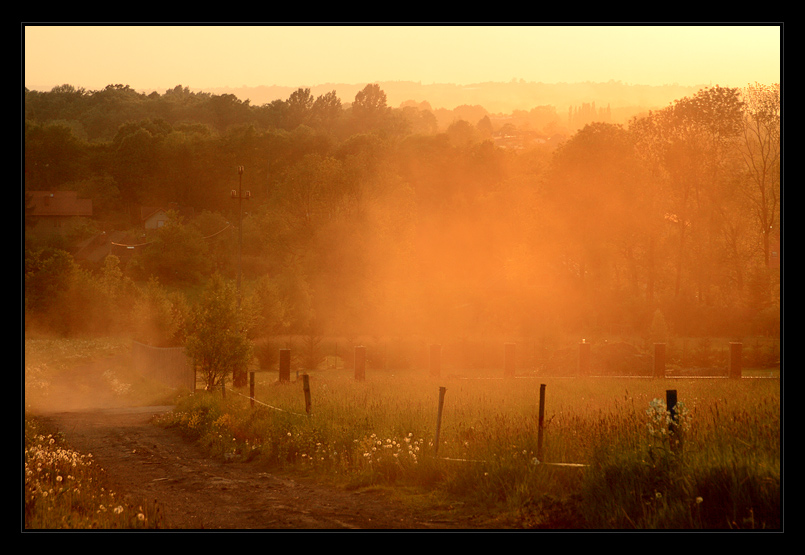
<box><xmin>24</xmin><ymin>25</ymin><xmax>780</xmax><ymax>93</ymax></box>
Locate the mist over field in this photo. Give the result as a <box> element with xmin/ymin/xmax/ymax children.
<box><xmin>24</xmin><ymin>77</ymin><xmax>780</xmax><ymax>376</ymax></box>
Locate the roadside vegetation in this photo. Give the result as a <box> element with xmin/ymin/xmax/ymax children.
<box><xmin>24</xmin><ymin>416</ymin><xmax>167</xmax><ymax>529</ymax></box>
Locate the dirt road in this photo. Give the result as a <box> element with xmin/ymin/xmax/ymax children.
<box><xmin>27</xmin><ymin>352</ymin><xmax>492</xmax><ymax>531</ymax></box>
<box><xmin>40</xmin><ymin>406</ymin><xmax>482</xmax><ymax>530</ymax></box>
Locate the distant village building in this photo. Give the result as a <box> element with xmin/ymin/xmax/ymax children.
<box><xmin>141</xmin><ymin>207</ymin><xmax>170</xmax><ymax>230</ymax></box>
<box><xmin>26</xmin><ymin>190</ymin><xmax>93</xmax><ymax>235</ymax></box>
<box><xmin>140</xmin><ymin>203</ymin><xmax>194</xmax><ymax>229</ymax></box>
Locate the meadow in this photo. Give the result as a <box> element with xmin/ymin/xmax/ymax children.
<box><xmin>23</xmin><ymin>337</ymin><xmax>781</xmax><ymax>529</ymax></box>
<box><xmin>163</xmin><ymin>366</ymin><xmax>781</xmax><ymax>529</ymax></box>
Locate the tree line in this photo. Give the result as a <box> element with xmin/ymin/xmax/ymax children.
<box><xmin>24</xmin><ymin>82</ymin><xmax>781</xmax><ymax>356</ymax></box>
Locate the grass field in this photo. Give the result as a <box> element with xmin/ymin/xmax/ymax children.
<box><xmin>23</xmin><ymin>337</ymin><xmax>781</xmax><ymax>529</ymax></box>
<box><xmin>164</xmin><ymin>365</ymin><xmax>781</xmax><ymax>529</ymax></box>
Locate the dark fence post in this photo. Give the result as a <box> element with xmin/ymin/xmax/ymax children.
<box><xmin>279</xmin><ymin>349</ymin><xmax>291</xmax><ymax>382</ymax></box>
<box><xmin>653</xmin><ymin>343</ymin><xmax>666</xmax><ymax>378</ymax></box>
<box><xmin>354</xmin><ymin>346</ymin><xmax>366</xmax><ymax>381</ymax></box>
<box><xmin>729</xmin><ymin>342</ymin><xmax>743</xmax><ymax>379</ymax></box>
<box><xmin>302</xmin><ymin>374</ymin><xmax>311</xmax><ymax>414</ymax></box>
<box><xmin>429</xmin><ymin>344</ymin><xmax>441</xmax><ymax>377</ymax></box>
<box><xmin>504</xmin><ymin>342</ymin><xmax>516</xmax><ymax>378</ymax></box>
<box><xmin>578</xmin><ymin>340</ymin><xmax>591</xmax><ymax>376</ymax></box>
<box><xmin>537</xmin><ymin>384</ymin><xmax>546</xmax><ymax>461</ymax></box>
<box><xmin>434</xmin><ymin>386</ymin><xmax>446</xmax><ymax>457</ymax></box>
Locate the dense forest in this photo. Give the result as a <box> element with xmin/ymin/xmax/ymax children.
<box><xmin>23</xmin><ymin>81</ymin><xmax>781</xmax><ymax>352</ymax></box>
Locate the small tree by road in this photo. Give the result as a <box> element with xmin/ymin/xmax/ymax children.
<box><xmin>185</xmin><ymin>274</ymin><xmax>252</xmax><ymax>390</ymax></box>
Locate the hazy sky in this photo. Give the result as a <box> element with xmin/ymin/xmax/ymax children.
<box><xmin>23</xmin><ymin>24</ymin><xmax>781</xmax><ymax>92</ymax></box>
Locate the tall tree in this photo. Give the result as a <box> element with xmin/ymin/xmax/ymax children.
<box><xmin>285</xmin><ymin>87</ymin><xmax>315</xmax><ymax>130</ymax></box>
<box><xmin>739</xmin><ymin>83</ymin><xmax>781</xmax><ymax>268</ymax></box>
<box><xmin>639</xmin><ymin>86</ymin><xmax>744</xmax><ymax>302</ymax></box>
<box><xmin>129</xmin><ymin>214</ymin><xmax>211</xmax><ymax>285</ymax></box>
<box><xmin>311</xmin><ymin>90</ymin><xmax>342</xmax><ymax>132</ymax></box>
<box><xmin>24</xmin><ymin>121</ymin><xmax>88</xmax><ymax>189</ymax></box>
<box><xmin>671</xmin><ymin>86</ymin><xmax>744</xmax><ymax>303</ymax></box>
<box><xmin>545</xmin><ymin>122</ymin><xmax>641</xmax><ymax>292</ymax></box>
<box><xmin>351</xmin><ymin>83</ymin><xmax>390</xmax><ymax>133</ymax></box>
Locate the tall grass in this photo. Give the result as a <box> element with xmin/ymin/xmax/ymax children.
<box><xmin>160</xmin><ymin>370</ymin><xmax>781</xmax><ymax>529</ymax></box>
<box><xmin>24</xmin><ymin>417</ymin><xmax>167</xmax><ymax>529</ymax></box>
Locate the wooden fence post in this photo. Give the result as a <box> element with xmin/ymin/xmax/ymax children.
<box><xmin>729</xmin><ymin>342</ymin><xmax>743</xmax><ymax>379</ymax></box>
<box><xmin>249</xmin><ymin>371</ymin><xmax>255</xmax><ymax>408</ymax></box>
<box><xmin>429</xmin><ymin>344</ymin><xmax>441</xmax><ymax>377</ymax></box>
<box><xmin>434</xmin><ymin>386</ymin><xmax>446</xmax><ymax>457</ymax></box>
<box><xmin>537</xmin><ymin>384</ymin><xmax>546</xmax><ymax>461</ymax></box>
<box><xmin>302</xmin><ymin>374</ymin><xmax>311</xmax><ymax>414</ymax></box>
<box><xmin>578</xmin><ymin>340</ymin><xmax>591</xmax><ymax>376</ymax></box>
<box><xmin>504</xmin><ymin>342</ymin><xmax>516</xmax><ymax>378</ymax></box>
<box><xmin>279</xmin><ymin>349</ymin><xmax>291</xmax><ymax>382</ymax></box>
<box><xmin>354</xmin><ymin>346</ymin><xmax>366</xmax><ymax>381</ymax></box>
<box><xmin>653</xmin><ymin>343</ymin><xmax>666</xmax><ymax>379</ymax></box>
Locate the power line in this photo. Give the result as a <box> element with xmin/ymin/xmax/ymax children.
<box><xmin>110</xmin><ymin>223</ymin><xmax>233</xmax><ymax>249</ymax></box>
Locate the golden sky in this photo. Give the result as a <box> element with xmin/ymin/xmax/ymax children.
<box><xmin>23</xmin><ymin>24</ymin><xmax>781</xmax><ymax>92</ymax></box>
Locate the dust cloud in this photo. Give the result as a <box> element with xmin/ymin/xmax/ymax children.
<box><xmin>24</xmin><ymin>352</ymin><xmax>175</xmax><ymax>414</ymax></box>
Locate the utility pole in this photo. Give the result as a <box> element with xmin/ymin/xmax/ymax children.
<box><xmin>231</xmin><ymin>166</ymin><xmax>251</xmax><ymax>389</ymax></box>
<box><xmin>231</xmin><ymin>166</ymin><xmax>250</xmax><ymax>308</ymax></box>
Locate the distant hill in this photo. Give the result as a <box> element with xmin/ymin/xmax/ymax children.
<box><xmin>180</xmin><ymin>80</ymin><xmax>710</xmax><ymax>116</ymax></box>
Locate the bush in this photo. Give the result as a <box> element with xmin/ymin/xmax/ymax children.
<box><xmin>185</xmin><ymin>274</ymin><xmax>253</xmax><ymax>389</ymax></box>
